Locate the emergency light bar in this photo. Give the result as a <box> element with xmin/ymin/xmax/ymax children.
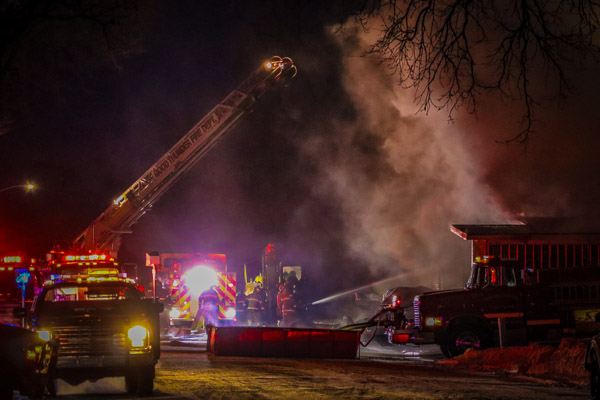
<box><xmin>64</xmin><ymin>254</ymin><xmax>111</xmax><ymax>262</ymax></box>
<box><xmin>2</xmin><ymin>256</ymin><xmax>22</xmax><ymax>263</ymax></box>
<box><xmin>50</xmin><ymin>272</ymin><xmax>127</xmax><ymax>280</ymax></box>
<box><xmin>49</xmin><ymin>273</ymin><xmax>135</xmax><ymax>285</ymax></box>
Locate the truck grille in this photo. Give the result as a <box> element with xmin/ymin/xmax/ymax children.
<box><xmin>53</xmin><ymin>326</ymin><xmax>128</xmax><ymax>357</ymax></box>
<box><xmin>413</xmin><ymin>296</ymin><xmax>421</xmax><ymax>328</ymax></box>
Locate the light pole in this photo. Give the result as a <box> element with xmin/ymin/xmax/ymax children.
<box><xmin>0</xmin><ymin>183</ymin><xmax>36</xmax><ymax>194</ymax></box>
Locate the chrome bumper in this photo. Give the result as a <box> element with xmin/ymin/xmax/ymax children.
<box><xmin>56</xmin><ymin>353</ymin><xmax>154</xmax><ymax>369</ymax></box>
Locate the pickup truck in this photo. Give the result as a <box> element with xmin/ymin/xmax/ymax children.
<box><xmin>26</xmin><ymin>274</ymin><xmax>163</xmax><ymax>396</ymax></box>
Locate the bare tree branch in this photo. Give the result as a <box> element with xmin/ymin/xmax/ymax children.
<box><xmin>351</xmin><ymin>0</ymin><xmax>600</xmax><ymax>143</ymax></box>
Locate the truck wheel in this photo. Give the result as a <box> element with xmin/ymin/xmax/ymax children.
<box><xmin>445</xmin><ymin>323</ymin><xmax>489</xmax><ymax>358</ymax></box>
<box><xmin>439</xmin><ymin>343</ymin><xmax>453</xmax><ymax>359</ymax></box>
<box><xmin>137</xmin><ymin>366</ymin><xmax>155</xmax><ymax>397</ymax></box>
<box><xmin>591</xmin><ymin>352</ymin><xmax>600</xmax><ymax>400</ymax></box>
<box><xmin>125</xmin><ymin>373</ymin><xmax>138</xmax><ymax>395</ymax></box>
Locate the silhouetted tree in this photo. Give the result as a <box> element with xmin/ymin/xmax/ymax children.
<box><xmin>0</xmin><ymin>0</ymin><xmax>144</xmax><ymax>135</ymax></box>
<box><xmin>352</xmin><ymin>0</ymin><xmax>600</xmax><ymax>143</ymax></box>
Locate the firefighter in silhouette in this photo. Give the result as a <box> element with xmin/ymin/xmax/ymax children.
<box><xmin>280</xmin><ymin>280</ymin><xmax>299</xmax><ymax>327</ymax></box>
<box><xmin>246</xmin><ymin>286</ymin><xmax>264</xmax><ymax>326</ymax></box>
<box><xmin>192</xmin><ymin>285</ymin><xmax>219</xmax><ymax>331</ymax></box>
<box><xmin>276</xmin><ymin>282</ymin><xmax>286</xmax><ymax>326</ymax></box>
<box><xmin>236</xmin><ymin>289</ymin><xmax>248</xmax><ymax>326</ymax></box>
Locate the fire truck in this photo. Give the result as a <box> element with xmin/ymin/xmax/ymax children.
<box><xmin>70</xmin><ymin>56</ymin><xmax>297</xmax><ymax>258</ymax></box>
<box><xmin>0</xmin><ymin>255</ymin><xmax>41</xmax><ymax>326</ymax></box>
<box><xmin>365</xmin><ymin>219</ymin><xmax>600</xmax><ymax>358</ymax></box>
<box><xmin>145</xmin><ymin>252</ymin><xmax>236</xmax><ymax>331</ymax></box>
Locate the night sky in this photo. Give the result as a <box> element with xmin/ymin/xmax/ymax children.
<box><xmin>2</xmin><ymin>1</ymin><xmax>600</xmax><ymax>301</ymax></box>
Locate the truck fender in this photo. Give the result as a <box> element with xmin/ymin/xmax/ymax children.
<box><xmin>442</xmin><ymin>316</ymin><xmax>492</xmax><ymax>341</ymax></box>
<box><xmin>448</xmin><ymin>315</ymin><xmax>491</xmax><ymax>331</ymax></box>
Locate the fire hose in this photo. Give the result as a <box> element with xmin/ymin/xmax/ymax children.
<box><xmin>339</xmin><ymin>308</ymin><xmax>385</xmax><ymax>347</ymax></box>
<box><xmin>339</xmin><ymin>305</ymin><xmax>411</xmax><ymax>347</ymax></box>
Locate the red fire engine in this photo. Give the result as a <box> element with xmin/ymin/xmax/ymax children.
<box><xmin>145</xmin><ymin>252</ymin><xmax>236</xmax><ymax>330</ymax></box>
<box><xmin>70</xmin><ymin>56</ymin><xmax>296</xmax><ymax>258</ymax></box>
<box><xmin>31</xmin><ymin>57</ymin><xmax>295</xmax><ymax>337</ymax></box>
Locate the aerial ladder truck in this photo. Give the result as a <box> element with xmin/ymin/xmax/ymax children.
<box><xmin>71</xmin><ymin>56</ymin><xmax>297</xmax><ymax>257</ymax></box>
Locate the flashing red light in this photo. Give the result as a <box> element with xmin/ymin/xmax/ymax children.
<box><xmin>265</xmin><ymin>244</ymin><xmax>275</xmax><ymax>254</ymax></box>
<box><xmin>392</xmin><ymin>334</ymin><xmax>410</xmax><ymax>344</ymax></box>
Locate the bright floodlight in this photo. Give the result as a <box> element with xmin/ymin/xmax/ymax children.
<box><xmin>182</xmin><ymin>265</ymin><xmax>218</xmax><ymax>295</ymax></box>
<box><xmin>0</xmin><ymin>182</ymin><xmax>37</xmax><ymax>194</ymax></box>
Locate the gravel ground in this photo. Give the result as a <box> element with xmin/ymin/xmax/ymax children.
<box><xmin>151</xmin><ymin>350</ymin><xmax>588</xmax><ymax>400</ymax></box>
<box><xmin>13</xmin><ymin>340</ymin><xmax>592</xmax><ymax>399</ymax></box>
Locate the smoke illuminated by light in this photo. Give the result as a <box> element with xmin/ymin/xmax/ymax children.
<box><xmin>295</xmin><ymin>20</ymin><xmax>515</xmax><ymax>289</ymax></box>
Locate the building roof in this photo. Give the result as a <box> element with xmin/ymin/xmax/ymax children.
<box><xmin>451</xmin><ymin>217</ymin><xmax>600</xmax><ymax>242</ymax></box>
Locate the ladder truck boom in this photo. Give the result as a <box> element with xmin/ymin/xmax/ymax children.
<box><xmin>74</xmin><ymin>56</ymin><xmax>297</xmax><ymax>255</ymax></box>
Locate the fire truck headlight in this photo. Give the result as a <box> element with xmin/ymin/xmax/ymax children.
<box><xmin>37</xmin><ymin>330</ymin><xmax>51</xmax><ymax>342</ymax></box>
<box><xmin>128</xmin><ymin>325</ymin><xmax>149</xmax><ymax>348</ymax></box>
<box><xmin>225</xmin><ymin>307</ymin><xmax>236</xmax><ymax>319</ymax></box>
<box><xmin>169</xmin><ymin>308</ymin><xmax>181</xmax><ymax>319</ymax></box>
<box><xmin>425</xmin><ymin>317</ymin><xmax>443</xmax><ymax>327</ymax></box>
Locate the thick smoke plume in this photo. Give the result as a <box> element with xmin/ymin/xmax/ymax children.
<box><xmin>298</xmin><ymin>24</ymin><xmax>513</xmax><ymax>290</ymax></box>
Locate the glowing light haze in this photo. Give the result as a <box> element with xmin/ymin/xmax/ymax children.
<box><xmin>181</xmin><ymin>265</ymin><xmax>218</xmax><ymax>296</ymax></box>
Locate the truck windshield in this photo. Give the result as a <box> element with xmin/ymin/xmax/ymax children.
<box><xmin>44</xmin><ymin>285</ymin><xmax>138</xmax><ymax>302</ymax></box>
<box><xmin>466</xmin><ymin>263</ymin><xmax>518</xmax><ymax>289</ymax></box>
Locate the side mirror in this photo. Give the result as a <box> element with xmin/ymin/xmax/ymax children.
<box><xmin>154</xmin><ymin>302</ymin><xmax>165</xmax><ymax>314</ymax></box>
<box><xmin>13</xmin><ymin>307</ymin><xmax>27</xmax><ymax>318</ymax></box>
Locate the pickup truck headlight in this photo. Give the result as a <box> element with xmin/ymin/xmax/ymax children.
<box><xmin>37</xmin><ymin>330</ymin><xmax>51</xmax><ymax>342</ymax></box>
<box><xmin>128</xmin><ymin>325</ymin><xmax>149</xmax><ymax>348</ymax></box>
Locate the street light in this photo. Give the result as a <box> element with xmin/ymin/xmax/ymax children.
<box><xmin>0</xmin><ymin>183</ymin><xmax>36</xmax><ymax>194</ymax></box>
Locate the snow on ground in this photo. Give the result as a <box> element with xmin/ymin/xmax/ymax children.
<box><xmin>438</xmin><ymin>339</ymin><xmax>588</xmax><ymax>386</ymax></box>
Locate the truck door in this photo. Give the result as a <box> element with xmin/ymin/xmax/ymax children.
<box><xmin>473</xmin><ymin>263</ymin><xmax>528</xmax><ymax>346</ymax></box>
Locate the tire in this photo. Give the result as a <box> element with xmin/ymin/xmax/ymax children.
<box><xmin>44</xmin><ymin>379</ymin><xmax>57</xmax><ymax>398</ymax></box>
<box><xmin>439</xmin><ymin>343</ymin><xmax>453</xmax><ymax>359</ymax></box>
<box><xmin>444</xmin><ymin>322</ymin><xmax>490</xmax><ymax>358</ymax></box>
<box><xmin>137</xmin><ymin>366</ymin><xmax>155</xmax><ymax>397</ymax></box>
<box><xmin>591</xmin><ymin>353</ymin><xmax>600</xmax><ymax>400</ymax></box>
<box><xmin>125</xmin><ymin>373</ymin><xmax>138</xmax><ymax>395</ymax></box>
